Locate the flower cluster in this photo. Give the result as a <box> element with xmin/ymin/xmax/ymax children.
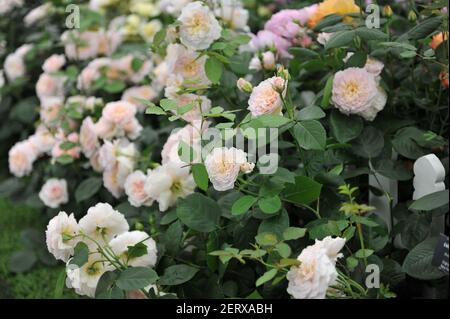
<box><xmin>45</xmin><ymin>203</ymin><xmax>158</xmax><ymax>297</ymax></box>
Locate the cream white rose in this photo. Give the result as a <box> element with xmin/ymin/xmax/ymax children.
<box><xmin>45</xmin><ymin>211</ymin><xmax>80</xmax><ymax>262</ymax></box>
<box><xmin>178</xmin><ymin>1</ymin><xmax>222</xmax><ymax>50</ymax></box>
<box><xmin>39</xmin><ymin>178</ymin><xmax>69</xmax><ymax>209</ymax></box>
<box><xmin>204</xmin><ymin>147</ymin><xmax>254</xmax><ymax>191</ymax></box>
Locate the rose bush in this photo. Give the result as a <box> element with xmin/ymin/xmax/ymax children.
<box><xmin>0</xmin><ymin>0</ymin><xmax>448</xmax><ymax>299</ymax></box>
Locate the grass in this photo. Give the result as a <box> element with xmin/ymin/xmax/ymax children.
<box><xmin>0</xmin><ymin>198</ymin><xmax>77</xmax><ymax>299</ymax></box>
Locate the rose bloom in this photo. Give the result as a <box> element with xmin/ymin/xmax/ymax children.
<box><xmin>287</xmin><ymin>237</ymin><xmax>345</xmax><ymax>299</ymax></box>
<box><xmin>24</xmin><ymin>3</ymin><xmax>52</xmax><ymax>26</ymax></box>
<box><xmin>103</xmin><ymin>161</ymin><xmax>133</xmax><ymax>198</ymax></box>
<box><xmin>96</xmin><ymin>101</ymin><xmax>142</xmax><ymax>140</ymax></box>
<box><xmin>9</xmin><ymin>141</ymin><xmax>38</xmax><ymax>177</ymax></box>
<box><xmin>429</xmin><ymin>32</ymin><xmax>448</xmax><ymax>50</ymax></box>
<box><xmin>39</xmin><ymin>178</ymin><xmax>69</xmax><ymax>209</ymax></box>
<box><xmin>178</xmin><ymin>1</ymin><xmax>222</xmax><ymax>50</ymax></box>
<box><xmin>159</xmin><ymin>0</ymin><xmax>191</xmax><ymax>16</ymax></box>
<box><xmin>40</xmin><ymin>97</ymin><xmax>64</xmax><ymax>126</ymax></box>
<box><xmin>0</xmin><ymin>0</ymin><xmax>24</xmax><ymax>15</ymax></box>
<box><xmin>140</xmin><ymin>20</ymin><xmax>163</xmax><ymax>42</ymax></box>
<box><xmin>122</xmin><ymin>86</ymin><xmax>158</xmax><ymax>112</ymax></box>
<box><xmin>109</xmin><ymin>231</ymin><xmax>158</xmax><ymax>267</ymax></box>
<box><xmin>204</xmin><ymin>147</ymin><xmax>255</xmax><ymax>191</ymax></box>
<box><xmin>165</xmin><ymin>43</ymin><xmax>211</xmax><ymax>90</ymax></box>
<box><xmin>144</xmin><ymin>163</ymin><xmax>196</xmax><ymax>212</ymax></box>
<box><xmin>36</xmin><ymin>73</ymin><xmax>66</xmax><ymax>100</ymax></box>
<box><xmin>29</xmin><ymin>125</ymin><xmax>56</xmax><ymax>155</ymax></box>
<box><xmin>248</xmin><ymin>76</ymin><xmax>285</xmax><ymax>117</ymax></box>
<box><xmin>264</xmin><ymin>6</ymin><xmax>318</xmax><ymax>40</ymax></box>
<box><xmin>98</xmin><ymin>138</ymin><xmax>137</xmax><ymax>171</ymax></box>
<box><xmin>103</xmin><ymin>101</ymin><xmax>137</xmax><ymax>126</ymax></box>
<box><xmin>80</xmin><ymin>117</ymin><xmax>100</xmax><ymax>159</ymax></box>
<box><xmin>45</xmin><ymin>212</ymin><xmax>80</xmax><ymax>262</ymax></box>
<box><xmin>3</xmin><ymin>44</ymin><xmax>32</xmax><ymax>81</ymax></box>
<box><xmin>62</xmin><ymin>31</ymin><xmax>112</xmax><ymax>61</ymax></box>
<box><xmin>250</xmin><ymin>30</ymin><xmax>291</xmax><ymax>58</ymax></box>
<box><xmin>43</xmin><ymin>54</ymin><xmax>66</xmax><ymax>73</ymax></box>
<box><xmin>249</xmin><ymin>55</ymin><xmax>262</xmax><ymax>71</ymax></box>
<box><xmin>214</xmin><ymin>0</ymin><xmax>249</xmax><ymax>31</ymax></box>
<box><xmin>331</xmin><ymin>67</ymin><xmax>387</xmax><ymax>121</ymax></box>
<box><xmin>77</xmin><ymin>58</ymin><xmax>107</xmax><ymax>90</ymax></box>
<box><xmin>308</xmin><ymin>0</ymin><xmax>360</xmax><ymax>28</ymax></box>
<box><xmin>66</xmin><ymin>253</ymin><xmax>111</xmax><ymax>298</ymax></box>
<box><xmin>78</xmin><ymin>202</ymin><xmax>129</xmax><ymax>245</ymax></box>
<box><xmin>161</xmin><ymin>122</ymin><xmax>205</xmax><ymax>166</ymax></box>
<box><xmin>124</xmin><ymin>170</ymin><xmax>154</xmax><ymax>207</ymax></box>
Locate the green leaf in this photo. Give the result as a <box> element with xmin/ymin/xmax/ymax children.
<box><xmin>159</xmin><ymin>264</ymin><xmax>199</xmax><ymax>286</ymax></box>
<box><xmin>9</xmin><ymin>251</ymin><xmax>37</xmax><ymax>273</ymax></box>
<box><xmin>75</xmin><ymin>177</ymin><xmax>102</xmax><ymax>202</ymax></box>
<box><xmin>275</xmin><ymin>242</ymin><xmax>291</xmax><ymax>258</ymax></box>
<box><xmin>355</xmin><ymin>249</ymin><xmax>374</xmax><ymax>259</ymax></box>
<box><xmin>243</xmin><ymin>114</ymin><xmax>291</xmax><ymax>129</ymax></box>
<box><xmin>284</xmin><ymin>176</ymin><xmax>322</xmax><ymax>205</ymax></box>
<box><xmin>320</xmin><ymin>75</ymin><xmax>334</xmax><ymax>108</ymax></box>
<box><xmin>352</xmin><ymin>126</ymin><xmax>384</xmax><ymax>158</ymax></box>
<box><xmin>293</xmin><ymin>120</ymin><xmax>326</xmax><ymax>150</ymax></box>
<box><xmin>288</xmin><ymin>47</ymin><xmax>319</xmax><ymax>59</ymax></box>
<box><xmin>283</xmin><ymin>227</ymin><xmax>307</xmax><ymax>241</ymax></box>
<box><xmin>351</xmin><ymin>215</ymin><xmax>379</xmax><ymax>227</ymax></box>
<box><xmin>127</xmin><ymin>242</ymin><xmax>148</xmax><ymax>259</ymax></box>
<box><xmin>346</xmin><ymin>256</ymin><xmax>359</xmax><ymax>270</ymax></box>
<box><xmin>256</xmin><ymin>269</ymin><xmax>277</xmax><ymax>287</ymax></box>
<box><xmin>95</xmin><ymin>271</ymin><xmax>123</xmax><ymax>299</ymax></box>
<box><xmin>53</xmin><ymin>268</ymin><xmax>67</xmax><ymax>299</ymax></box>
<box><xmin>104</xmin><ymin>80</ymin><xmax>126</xmax><ymax>93</ymax></box>
<box><xmin>298</xmin><ymin>106</ymin><xmax>325</xmax><ymax>120</ymax></box>
<box><xmin>191</xmin><ymin>163</ymin><xmax>209</xmax><ymax>191</ymax></box>
<box><xmin>403</xmin><ymin>237</ymin><xmax>445</xmax><ymax>280</ymax></box>
<box><xmin>405</xmin><ymin>16</ymin><xmax>443</xmax><ymax>40</ymax></box>
<box><xmin>70</xmin><ymin>242</ymin><xmax>89</xmax><ymax>267</ymax></box>
<box><xmin>355</xmin><ymin>27</ymin><xmax>388</xmax><ymax>41</ymax></box>
<box><xmin>177</xmin><ymin>193</ymin><xmax>221</xmax><ymax>232</ymax></box>
<box><xmin>258</xmin><ymin>210</ymin><xmax>289</xmax><ymax>239</ymax></box>
<box><xmin>160</xmin><ymin>99</ymin><xmax>178</xmax><ymax>111</ymax></box>
<box><xmin>55</xmin><ymin>154</ymin><xmax>74</xmax><ymax>165</ymax></box>
<box><xmin>345</xmin><ymin>51</ymin><xmax>367</xmax><ymax>68</ymax></box>
<box><xmin>255</xmin><ymin>232</ymin><xmax>279</xmax><ymax>246</ymax></box>
<box><xmin>314</xmin><ymin>14</ymin><xmax>343</xmax><ymax>31</ymax></box>
<box><xmin>258</xmin><ymin>196</ymin><xmax>282</xmax><ymax>214</ymax></box>
<box><xmin>232</xmin><ymin>195</ymin><xmax>258</xmax><ymax>216</ymax></box>
<box><xmin>205</xmin><ymin>57</ymin><xmax>223</xmax><ymax>83</ymax></box>
<box><xmin>116</xmin><ymin>267</ymin><xmax>158</xmax><ymax>291</ymax></box>
<box><xmin>409</xmin><ymin>190</ymin><xmax>449</xmax><ymax>211</ymax></box>
<box><xmin>373</xmin><ymin>159</ymin><xmax>412</xmax><ymax>181</ymax></box>
<box><xmin>325</xmin><ymin>30</ymin><xmax>355</xmax><ymax>50</ymax></box>
<box><xmin>330</xmin><ymin>110</ymin><xmax>363</xmax><ymax>143</ymax></box>
<box><xmin>146</xmin><ymin>105</ymin><xmax>166</xmax><ymax>115</ymax></box>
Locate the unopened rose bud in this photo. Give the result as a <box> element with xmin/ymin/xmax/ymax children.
<box><xmin>240</xmin><ymin>162</ymin><xmax>255</xmax><ymax>174</ymax></box>
<box><xmin>272</xmin><ymin>76</ymin><xmax>286</xmax><ymax>93</ymax></box>
<box><xmin>135</xmin><ymin>222</ymin><xmax>144</xmax><ymax>231</ymax></box>
<box><xmin>277</xmin><ymin>65</ymin><xmax>290</xmax><ymax>81</ymax></box>
<box><xmin>383</xmin><ymin>5</ymin><xmax>393</xmax><ymax>17</ymax></box>
<box><xmin>257</xmin><ymin>6</ymin><xmax>271</xmax><ymax>18</ymax></box>
<box><xmin>249</xmin><ymin>55</ymin><xmax>262</xmax><ymax>71</ymax></box>
<box><xmin>237</xmin><ymin>78</ymin><xmax>253</xmax><ymax>93</ymax></box>
<box><xmin>262</xmin><ymin>51</ymin><xmax>276</xmax><ymax>70</ymax></box>
<box><xmin>408</xmin><ymin>10</ymin><xmax>417</xmax><ymax>22</ymax></box>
